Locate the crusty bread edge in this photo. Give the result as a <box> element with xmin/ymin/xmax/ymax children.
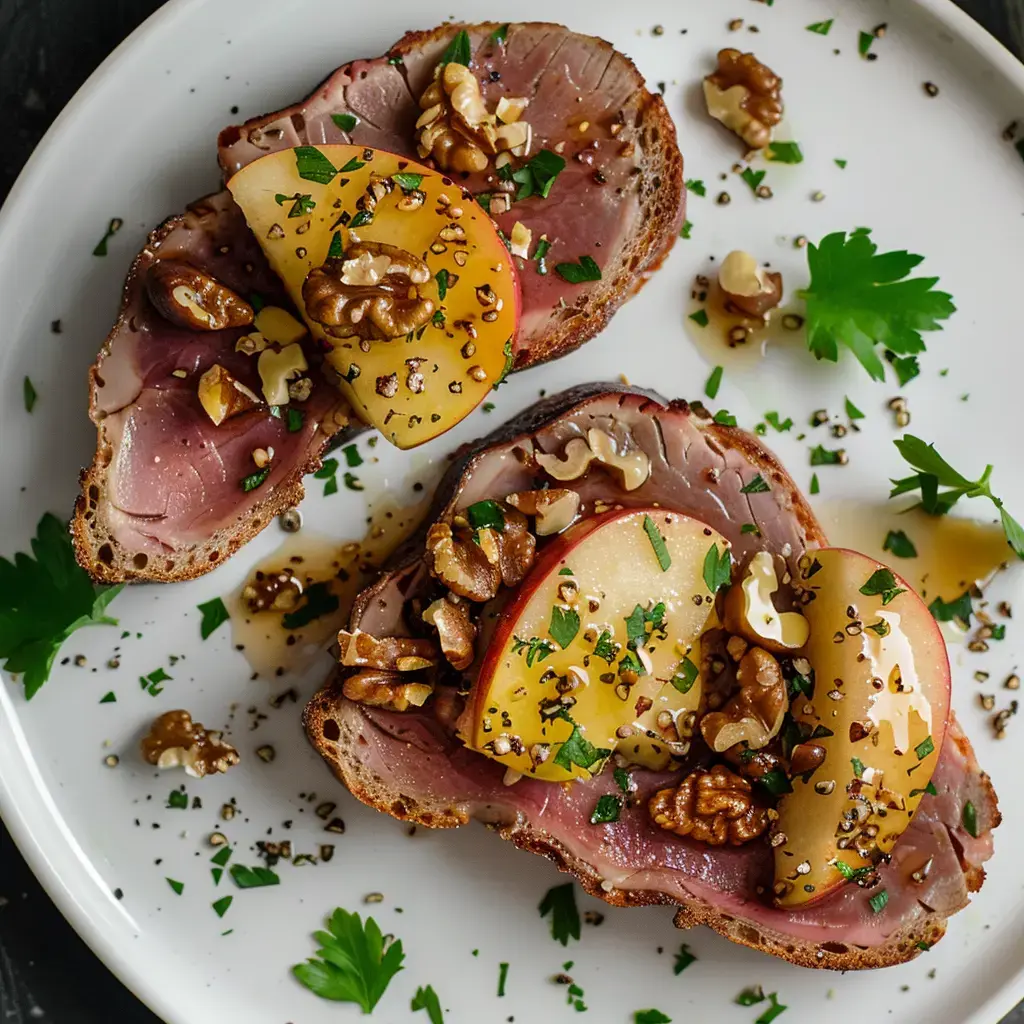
<box><xmin>304</xmin><ymin>682</ymin><xmax>956</xmax><ymax>970</ymax></box>
<box><xmin>71</xmin><ymin>205</ymin><xmax>350</xmax><ymax>585</ymax></box>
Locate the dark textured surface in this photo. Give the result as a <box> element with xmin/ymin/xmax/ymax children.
<box><xmin>0</xmin><ymin>1</ymin><xmax>1021</xmax><ymax>1021</ymax></box>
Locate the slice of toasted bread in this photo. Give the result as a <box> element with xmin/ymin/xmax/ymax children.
<box><xmin>217</xmin><ymin>21</ymin><xmax>685</xmax><ymax>371</ymax></box>
<box><xmin>301</xmin><ymin>385</ymin><xmax>998</xmax><ymax>970</ymax></box>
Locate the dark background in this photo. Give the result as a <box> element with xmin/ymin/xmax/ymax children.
<box><xmin>0</xmin><ymin>1</ymin><xmax>1022</xmax><ymax>1020</ymax></box>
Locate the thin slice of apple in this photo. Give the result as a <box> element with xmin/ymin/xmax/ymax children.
<box><xmin>466</xmin><ymin>509</ymin><xmax>729</xmax><ymax>782</ymax></box>
<box><xmin>227</xmin><ymin>145</ymin><xmax>520</xmax><ymax>449</ymax></box>
<box><xmin>773</xmin><ymin>548</ymin><xmax>951</xmax><ymax>908</ymax></box>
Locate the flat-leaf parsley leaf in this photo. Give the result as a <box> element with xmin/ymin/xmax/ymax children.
<box><xmin>798</xmin><ymin>230</ymin><xmax>955</xmax><ymax>381</ymax></box>
<box><xmin>538</xmin><ymin>882</ymin><xmax>581</xmax><ymax>945</ymax></box>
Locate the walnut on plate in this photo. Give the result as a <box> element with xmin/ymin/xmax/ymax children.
<box><xmin>302</xmin><ymin>240</ymin><xmax>435</xmax><ymax>344</ymax></box>
<box><xmin>700</xmin><ymin>646</ymin><xmax>788</xmax><ymax>753</ymax></box>
<box><xmin>703</xmin><ymin>48</ymin><xmax>783</xmax><ymax>150</ymax></box>
<box><xmin>649</xmin><ymin>764</ymin><xmax>772</xmax><ymax>845</ymax></box>
<box><xmin>422</xmin><ymin>593</ymin><xmax>477</xmax><ymax>670</ymax></box>
<box><xmin>140</xmin><ymin>710</ymin><xmax>240</xmax><ymax>779</ymax></box>
<box><xmin>338</xmin><ymin>629</ymin><xmax>439</xmax><ymax>672</ymax></box>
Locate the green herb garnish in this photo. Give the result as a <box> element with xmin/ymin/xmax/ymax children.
<box><xmin>412</xmin><ymin>984</ymin><xmax>445</xmax><ymax>1023</ymax></box>
<box><xmin>859</xmin><ymin>30</ymin><xmax>876</xmax><ymax>57</ymax></box>
<box><xmin>593</xmin><ymin>630</ymin><xmax>617</xmax><ymax>663</ymax></box>
<box><xmin>705</xmin><ymin>365</ymin><xmax>723</xmax><ymax>399</ymax></box>
<box><xmin>868</xmin><ymin>889</ymin><xmax>889</xmax><ymax>914</ymax></box>
<box><xmin>292</xmin><ymin>908</ymin><xmax>405</xmax><ymax>1010</ymax></box>
<box><xmin>435</xmin><ymin>268</ymin><xmax>449</xmax><ymax>300</ymax></box>
<box><xmin>92</xmin><ymin>217</ymin><xmax>122</xmax><ymax>256</ymax></box>
<box><xmin>467</xmin><ymin>499</ymin><xmax>505</xmax><ymax>533</ymax></box>
<box><xmin>635</xmin><ymin>1011</ymin><xmax>671</xmax><ymax>1024</ymax></box>
<box><xmin>241</xmin><ymin>466</ymin><xmax>271</xmax><ymax>492</ymax></box>
<box><xmin>23</xmin><ymin>377</ymin><xmax>37</xmax><ymax>413</ymax></box>
<box><xmin>680</xmin><ymin>220</ymin><xmax>693</xmax><ymax>240</ymax></box>
<box><xmin>294</xmin><ymin>146</ymin><xmax>339</xmax><ymax>185</ymax></box>
<box><xmin>492</xmin><ymin>339</ymin><xmax>514</xmax><ymax>390</ymax></box>
<box><xmin>798</xmin><ymin>229</ymin><xmax>955</xmax><ymax>381</ymax></box>
<box><xmin>643</xmin><ymin>515</ymin><xmax>672</xmax><ymax>571</ymax></box>
<box><xmin>166</xmin><ymin>878</ymin><xmax>184</xmax><ymax>895</ymax></box>
<box><xmin>689</xmin><ymin>308</ymin><xmax>709</xmax><ymax>327</ymax></box>
<box><xmin>590</xmin><ymin>794</ymin><xmax>622</xmax><ymax>824</ymax></box>
<box><xmin>349</xmin><ymin>210</ymin><xmax>374</xmax><ymax>228</ymax></box>
<box><xmin>555</xmin><ymin>255</ymin><xmax>601</xmax><ymax>284</ymax></box>
<box><xmin>915</xmin><ymin>735</ymin><xmax>935</xmax><ymax>760</ymax></box>
<box><xmin>702</xmin><ymin>543</ymin><xmax>732</xmax><ymax>593</ymax></box>
<box><xmin>511</xmin><ymin>635</ymin><xmax>555</xmax><ymax>667</ymax></box>
<box><xmin>890</xmin><ymin>436</ymin><xmax>1024</xmax><ymax>558</ymax></box>
<box><xmin>229</xmin><ymin>864</ymin><xmax>280</xmax><ymax>889</ymax></box>
<box><xmin>439</xmin><ymin>29</ymin><xmax>472</xmax><ymax>67</ymax></box>
<box><xmin>212</xmin><ymin>895</ymin><xmax>233</xmax><ymax>918</ymax></box>
<box><xmin>741</xmin><ymin>474</ymin><xmax>770</xmax><ymax>494</ymax></box>
<box><xmin>740</xmin><ymin>167</ymin><xmax>766</xmax><ymax>192</ymax></box>
<box><xmin>490</xmin><ymin>24</ymin><xmax>509</xmax><ymax>45</ymax></box>
<box><xmin>167</xmin><ymin>789</ymin><xmax>188</xmax><ymax>809</ymax></box>
<box><xmin>766</xmin><ymin>142</ymin><xmax>804</xmax><ymax>164</ymax></box>
<box><xmin>810</xmin><ymin>473</ymin><xmax>820</xmax><ymax>495</ymax></box>
<box><xmin>549</xmin><ymin>606</ymin><xmax>580</xmax><ymax>649</ymax></box>
<box><xmin>764</xmin><ymin>411</ymin><xmax>792</xmax><ymax>432</ymax></box>
<box><xmin>736</xmin><ymin>987</ymin><xmax>766</xmax><ymax>1006</ymax></box>
<box><xmin>883</xmin><ymin>529</ymin><xmax>917</xmax><ymax>558</ymax></box>
<box><xmin>845</xmin><ymin>397</ymin><xmax>865</xmax><ymax>420</ymax></box>
<box><xmin>859</xmin><ymin>568</ymin><xmax>906</xmax><ymax>605</ymax></box>
<box><xmin>553</xmin><ymin>718</ymin><xmax>609</xmax><ymax>773</ymax></box>
<box><xmin>685</xmin><ymin>179</ymin><xmax>707</xmax><ymax>197</ymax></box>
<box><xmin>539</xmin><ymin>883</ymin><xmax>581</xmax><ymax>945</ymax></box>
<box><xmin>510</xmin><ymin>149</ymin><xmax>566</xmax><ymax>200</ymax></box>
<box><xmin>282</xmin><ymin>581</ymin><xmax>339</xmax><ymax>630</ymax></box>
<box><xmin>392</xmin><ymin>172</ymin><xmax>424</xmax><ymax>191</ymax></box>
<box><xmin>851</xmin><ymin>756</ymin><xmax>865</xmax><ymax>778</ymax></box>
<box><xmin>673</xmin><ymin>945</ymin><xmax>697</xmax><ymax>974</ymax></box>
<box><xmin>197</xmin><ymin>597</ymin><xmax>230</xmax><ymax>639</ymax></box>
<box><xmin>806</xmin><ymin>19</ymin><xmax>834</xmax><ymax>34</ymax></box>
<box><xmin>757</xmin><ymin>769</ymin><xmax>793</xmax><ymax>797</ymax></box>
<box><xmin>327</xmin><ymin>231</ymin><xmax>345</xmax><ymax>259</ymax></box>
<box><xmin>809</xmin><ymin>445</ymin><xmax>843</xmax><ymax>466</ymax></box>
<box><xmin>330</xmin><ymin>112</ymin><xmax>358</xmax><ymax>133</ymax></box>
<box><xmin>0</xmin><ymin>513</ymin><xmax>123</xmax><ymax>699</ymax></box>
<box><xmin>756</xmin><ymin>993</ymin><xmax>788</xmax><ymax>1024</ymax></box>
<box><xmin>962</xmin><ymin>800</ymin><xmax>978</xmax><ymax>837</ymax></box>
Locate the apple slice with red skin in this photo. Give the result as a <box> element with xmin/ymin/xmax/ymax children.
<box><xmin>228</xmin><ymin>144</ymin><xmax>521</xmax><ymax>449</ymax></box>
<box><xmin>773</xmin><ymin>548</ymin><xmax>951</xmax><ymax>909</ymax></box>
<box><xmin>463</xmin><ymin>508</ymin><xmax>728</xmax><ymax>783</ymax></box>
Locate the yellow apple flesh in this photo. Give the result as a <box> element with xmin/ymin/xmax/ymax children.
<box><xmin>227</xmin><ymin>145</ymin><xmax>520</xmax><ymax>448</ymax></box>
<box><xmin>773</xmin><ymin>548</ymin><xmax>950</xmax><ymax>908</ymax></box>
<box><xmin>467</xmin><ymin>509</ymin><xmax>728</xmax><ymax>782</ymax></box>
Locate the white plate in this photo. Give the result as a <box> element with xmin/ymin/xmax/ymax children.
<box><xmin>2</xmin><ymin>0</ymin><xmax>1023</xmax><ymax>1021</ymax></box>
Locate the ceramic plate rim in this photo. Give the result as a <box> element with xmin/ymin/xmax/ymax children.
<box><xmin>0</xmin><ymin>2</ymin><xmax>1022</xmax><ymax>1021</ymax></box>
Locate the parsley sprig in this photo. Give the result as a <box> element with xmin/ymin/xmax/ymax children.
<box><xmin>292</xmin><ymin>908</ymin><xmax>404</xmax><ymax>1011</ymax></box>
<box><xmin>0</xmin><ymin>513</ymin><xmax>123</xmax><ymax>698</ymax></box>
<box><xmin>538</xmin><ymin>883</ymin><xmax>580</xmax><ymax>945</ymax></box>
<box><xmin>890</xmin><ymin>436</ymin><xmax>1024</xmax><ymax>558</ymax></box>
<box><xmin>799</xmin><ymin>229</ymin><xmax>955</xmax><ymax>381</ymax></box>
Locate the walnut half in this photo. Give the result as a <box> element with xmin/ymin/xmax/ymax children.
<box><xmin>700</xmin><ymin>647</ymin><xmax>788</xmax><ymax>753</ymax></box>
<box><xmin>649</xmin><ymin>764</ymin><xmax>771</xmax><ymax>845</ymax></box>
<box><xmin>145</xmin><ymin>260</ymin><xmax>254</xmax><ymax>332</ymax></box>
<box><xmin>302</xmin><ymin>240</ymin><xmax>435</xmax><ymax>344</ymax></box>
<box><xmin>338</xmin><ymin>630</ymin><xmax>439</xmax><ymax>672</ymax></box>
<box><xmin>703</xmin><ymin>48</ymin><xmax>783</xmax><ymax>150</ymax></box>
<box><xmin>140</xmin><ymin>710</ymin><xmax>240</xmax><ymax>779</ymax></box>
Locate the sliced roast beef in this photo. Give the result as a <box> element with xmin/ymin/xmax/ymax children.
<box><xmin>303</xmin><ymin>385</ymin><xmax>999</xmax><ymax>969</ymax></box>
<box><xmin>73</xmin><ymin>191</ymin><xmax>351</xmax><ymax>583</ymax></box>
<box><xmin>218</xmin><ymin>22</ymin><xmax>684</xmax><ymax>369</ymax></box>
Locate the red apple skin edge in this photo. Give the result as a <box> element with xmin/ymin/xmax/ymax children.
<box><xmin>470</xmin><ymin>508</ymin><xmax>659</xmax><ymax>732</ymax></box>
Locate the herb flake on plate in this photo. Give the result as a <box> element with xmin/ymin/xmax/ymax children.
<box><xmin>0</xmin><ymin>513</ymin><xmax>123</xmax><ymax>699</ymax></box>
<box><xmin>412</xmin><ymin>984</ymin><xmax>445</xmax><ymax>1023</ymax></box>
<box><xmin>555</xmin><ymin>255</ymin><xmax>601</xmax><ymax>284</ymax></box>
<box><xmin>292</xmin><ymin>908</ymin><xmax>405</xmax><ymax>1010</ymax></box>
<box><xmin>197</xmin><ymin>597</ymin><xmax>230</xmax><ymax>639</ymax></box>
<box><xmin>539</xmin><ymin>882</ymin><xmax>581</xmax><ymax>945</ymax></box>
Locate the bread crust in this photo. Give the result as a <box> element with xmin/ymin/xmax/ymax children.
<box><xmin>71</xmin><ymin>202</ymin><xmax>351</xmax><ymax>584</ymax></box>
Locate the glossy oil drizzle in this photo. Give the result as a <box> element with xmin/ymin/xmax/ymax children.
<box><xmin>814</xmin><ymin>500</ymin><xmax>1010</xmax><ymax>605</ymax></box>
<box><xmin>228</xmin><ymin>499</ymin><xmax>427</xmax><ymax>678</ymax></box>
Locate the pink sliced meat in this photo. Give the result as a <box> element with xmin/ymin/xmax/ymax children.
<box><xmin>218</xmin><ymin>21</ymin><xmax>684</xmax><ymax>369</ymax></box>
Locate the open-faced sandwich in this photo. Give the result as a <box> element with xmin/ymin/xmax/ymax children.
<box><xmin>304</xmin><ymin>385</ymin><xmax>999</xmax><ymax>969</ymax></box>
<box><xmin>73</xmin><ymin>22</ymin><xmax>683</xmax><ymax>583</ymax></box>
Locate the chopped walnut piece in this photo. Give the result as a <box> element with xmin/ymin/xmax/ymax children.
<box><xmin>302</xmin><ymin>240</ymin><xmax>435</xmax><ymax>343</ymax></box>
<box><xmin>425</xmin><ymin>522</ymin><xmax>501</xmax><ymax>602</ymax></box>
<box><xmin>140</xmin><ymin>710</ymin><xmax>240</xmax><ymax>779</ymax></box>
<box><xmin>342</xmin><ymin>669</ymin><xmax>433</xmax><ymax>712</ymax></box>
<box><xmin>703</xmin><ymin>48</ymin><xmax>783</xmax><ymax>150</ymax></box>
<box><xmin>717</xmin><ymin>250</ymin><xmax>783</xmax><ymax>320</ymax></box>
<box><xmin>425</xmin><ymin>506</ymin><xmax>536</xmax><ymax>601</ymax></box>
<box><xmin>534</xmin><ymin>430</ymin><xmax>651</xmax><ymax>491</ymax></box>
<box><xmin>197</xmin><ymin>364</ymin><xmax>261</xmax><ymax>426</ymax></box>
<box><xmin>650</xmin><ymin>764</ymin><xmax>771</xmax><ymax>845</ymax></box>
<box><xmin>700</xmin><ymin>647</ymin><xmax>788</xmax><ymax>753</ymax></box>
<box><xmin>145</xmin><ymin>260</ymin><xmax>254</xmax><ymax>332</ymax></box>
<box><xmin>423</xmin><ymin>594</ymin><xmax>477</xmax><ymax>670</ymax></box>
<box><xmin>416</xmin><ymin>60</ymin><xmax>533</xmax><ymax>173</ymax></box>
<box><xmin>338</xmin><ymin>630</ymin><xmax>440</xmax><ymax>671</ymax></box>
<box><xmin>505</xmin><ymin>488</ymin><xmax>581</xmax><ymax>536</ymax></box>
